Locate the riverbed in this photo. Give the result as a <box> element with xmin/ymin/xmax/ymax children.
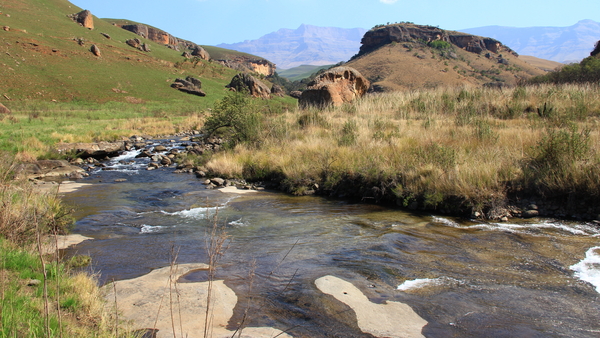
<box><xmin>62</xmin><ymin>142</ymin><xmax>600</xmax><ymax>337</ymax></box>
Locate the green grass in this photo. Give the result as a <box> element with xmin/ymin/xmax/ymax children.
<box><xmin>277</xmin><ymin>64</ymin><xmax>334</xmax><ymax>81</ymax></box>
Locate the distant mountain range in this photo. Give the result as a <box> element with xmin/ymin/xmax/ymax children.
<box><xmin>216</xmin><ymin>21</ymin><xmax>599</xmax><ymax>73</ymax></box>
<box><xmin>217</xmin><ymin>24</ymin><xmax>367</xmax><ymax>69</ymax></box>
<box><xmin>460</xmin><ymin>20</ymin><xmax>600</xmax><ymax>63</ymax></box>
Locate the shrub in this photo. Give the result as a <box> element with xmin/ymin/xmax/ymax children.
<box><xmin>202</xmin><ymin>92</ymin><xmax>262</xmax><ymax>146</ymax></box>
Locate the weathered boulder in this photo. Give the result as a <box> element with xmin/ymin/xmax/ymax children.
<box><xmin>14</xmin><ymin>160</ymin><xmax>86</xmax><ymax>180</ymax></box>
<box><xmin>126</xmin><ymin>38</ymin><xmax>141</xmax><ymax>49</ymax></box>
<box><xmin>68</xmin><ymin>10</ymin><xmax>94</xmax><ymax>30</ymax></box>
<box><xmin>271</xmin><ymin>84</ymin><xmax>285</xmax><ymax>97</ymax></box>
<box><xmin>0</xmin><ymin>103</ymin><xmax>10</xmax><ymax>114</ymax></box>
<box><xmin>217</xmin><ymin>58</ymin><xmax>275</xmax><ymax>77</ymax></box>
<box><xmin>191</xmin><ymin>46</ymin><xmax>210</xmax><ymax>60</ymax></box>
<box><xmin>226</xmin><ymin>73</ymin><xmax>271</xmax><ymax>99</ymax></box>
<box><xmin>90</xmin><ymin>44</ymin><xmax>101</xmax><ymax>57</ymax></box>
<box><xmin>56</xmin><ymin>142</ymin><xmax>125</xmax><ymax>159</ymax></box>
<box><xmin>298</xmin><ymin>66</ymin><xmax>370</xmax><ymax>108</ymax></box>
<box><xmin>101</xmin><ymin>32</ymin><xmax>111</xmax><ymax>39</ymax></box>
<box><xmin>171</xmin><ymin>76</ymin><xmax>206</xmax><ymax>97</ymax></box>
<box><xmin>289</xmin><ymin>91</ymin><xmax>302</xmax><ymax>99</ymax></box>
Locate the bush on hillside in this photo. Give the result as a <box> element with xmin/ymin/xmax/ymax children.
<box><xmin>528</xmin><ymin>56</ymin><xmax>600</xmax><ymax>85</ymax></box>
<box><xmin>203</xmin><ymin>92</ymin><xmax>262</xmax><ymax>147</ymax></box>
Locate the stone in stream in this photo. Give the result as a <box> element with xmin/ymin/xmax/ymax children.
<box><xmin>315</xmin><ymin>275</ymin><xmax>427</xmax><ymax>338</ymax></box>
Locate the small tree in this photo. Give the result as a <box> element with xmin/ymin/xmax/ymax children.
<box><xmin>203</xmin><ymin>92</ymin><xmax>262</xmax><ymax>146</ymax></box>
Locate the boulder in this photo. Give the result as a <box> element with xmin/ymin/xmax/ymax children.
<box><xmin>56</xmin><ymin>142</ymin><xmax>125</xmax><ymax>159</ymax></box>
<box><xmin>191</xmin><ymin>46</ymin><xmax>210</xmax><ymax>60</ymax></box>
<box><xmin>171</xmin><ymin>76</ymin><xmax>206</xmax><ymax>97</ymax></box>
<box><xmin>0</xmin><ymin>103</ymin><xmax>10</xmax><ymax>114</ymax></box>
<box><xmin>126</xmin><ymin>38</ymin><xmax>141</xmax><ymax>49</ymax></box>
<box><xmin>271</xmin><ymin>84</ymin><xmax>285</xmax><ymax>97</ymax></box>
<box><xmin>14</xmin><ymin>160</ymin><xmax>86</xmax><ymax>180</ymax></box>
<box><xmin>101</xmin><ymin>32</ymin><xmax>111</xmax><ymax>39</ymax></box>
<box><xmin>140</xmin><ymin>43</ymin><xmax>151</xmax><ymax>52</ymax></box>
<box><xmin>289</xmin><ymin>91</ymin><xmax>302</xmax><ymax>99</ymax></box>
<box><xmin>298</xmin><ymin>66</ymin><xmax>370</xmax><ymax>108</ymax></box>
<box><xmin>68</xmin><ymin>10</ymin><xmax>94</xmax><ymax>30</ymax></box>
<box><xmin>226</xmin><ymin>73</ymin><xmax>271</xmax><ymax>99</ymax></box>
<box><xmin>90</xmin><ymin>44</ymin><xmax>101</xmax><ymax>57</ymax></box>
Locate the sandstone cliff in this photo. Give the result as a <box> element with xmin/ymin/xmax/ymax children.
<box><xmin>118</xmin><ymin>24</ymin><xmax>178</xmax><ymax>47</ymax></box>
<box><xmin>356</xmin><ymin>23</ymin><xmax>517</xmax><ymax>59</ymax></box>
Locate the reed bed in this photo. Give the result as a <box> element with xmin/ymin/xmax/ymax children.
<box><xmin>205</xmin><ymin>84</ymin><xmax>600</xmax><ymax>217</ymax></box>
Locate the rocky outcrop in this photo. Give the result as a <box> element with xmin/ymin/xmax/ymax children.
<box><xmin>56</xmin><ymin>142</ymin><xmax>125</xmax><ymax>159</ymax></box>
<box><xmin>68</xmin><ymin>10</ymin><xmax>94</xmax><ymax>30</ymax></box>
<box><xmin>0</xmin><ymin>103</ymin><xmax>10</xmax><ymax>114</ymax></box>
<box><xmin>226</xmin><ymin>73</ymin><xmax>271</xmax><ymax>99</ymax></box>
<box><xmin>356</xmin><ymin>23</ymin><xmax>517</xmax><ymax>58</ymax></box>
<box><xmin>119</xmin><ymin>24</ymin><xmax>178</xmax><ymax>46</ymax></box>
<box><xmin>14</xmin><ymin>160</ymin><xmax>86</xmax><ymax>180</ymax></box>
<box><xmin>298</xmin><ymin>66</ymin><xmax>370</xmax><ymax>108</ymax></box>
<box><xmin>171</xmin><ymin>76</ymin><xmax>206</xmax><ymax>97</ymax></box>
<box><xmin>191</xmin><ymin>46</ymin><xmax>210</xmax><ymax>60</ymax></box>
<box><xmin>592</xmin><ymin>41</ymin><xmax>600</xmax><ymax>57</ymax></box>
<box><xmin>217</xmin><ymin>58</ymin><xmax>276</xmax><ymax>77</ymax></box>
<box><xmin>271</xmin><ymin>84</ymin><xmax>285</xmax><ymax>97</ymax></box>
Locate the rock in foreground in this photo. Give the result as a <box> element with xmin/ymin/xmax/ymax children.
<box><xmin>299</xmin><ymin>66</ymin><xmax>370</xmax><ymax>108</ymax></box>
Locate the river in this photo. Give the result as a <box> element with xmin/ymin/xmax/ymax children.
<box><xmin>61</xmin><ymin>139</ymin><xmax>600</xmax><ymax>337</ymax></box>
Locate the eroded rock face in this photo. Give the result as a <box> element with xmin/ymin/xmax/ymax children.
<box><xmin>218</xmin><ymin>58</ymin><xmax>276</xmax><ymax>77</ymax></box>
<box><xmin>120</xmin><ymin>24</ymin><xmax>178</xmax><ymax>46</ymax></box>
<box><xmin>226</xmin><ymin>73</ymin><xmax>271</xmax><ymax>99</ymax></box>
<box><xmin>68</xmin><ymin>10</ymin><xmax>94</xmax><ymax>30</ymax></box>
<box><xmin>171</xmin><ymin>76</ymin><xmax>206</xmax><ymax>97</ymax></box>
<box><xmin>357</xmin><ymin>23</ymin><xmax>516</xmax><ymax>58</ymax></box>
<box><xmin>298</xmin><ymin>66</ymin><xmax>370</xmax><ymax>108</ymax></box>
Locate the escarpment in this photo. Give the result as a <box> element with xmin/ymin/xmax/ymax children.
<box><xmin>355</xmin><ymin>23</ymin><xmax>517</xmax><ymax>58</ymax></box>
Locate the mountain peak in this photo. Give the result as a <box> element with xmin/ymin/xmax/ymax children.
<box><xmin>217</xmin><ymin>25</ymin><xmax>367</xmax><ymax>69</ymax></box>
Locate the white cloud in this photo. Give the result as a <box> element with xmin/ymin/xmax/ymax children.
<box><xmin>380</xmin><ymin>0</ymin><xmax>398</xmax><ymax>3</ymax></box>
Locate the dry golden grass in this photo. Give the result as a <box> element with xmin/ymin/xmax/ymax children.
<box><xmin>205</xmin><ymin>84</ymin><xmax>600</xmax><ymax>216</ymax></box>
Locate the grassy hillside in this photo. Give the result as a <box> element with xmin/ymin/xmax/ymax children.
<box><xmin>519</xmin><ymin>55</ymin><xmax>563</xmax><ymax>72</ymax></box>
<box><xmin>0</xmin><ymin>0</ymin><xmax>238</xmax><ymax>106</ymax></box>
<box><xmin>347</xmin><ymin>39</ymin><xmax>545</xmax><ymax>91</ymax></box>
<box><xmin>278</xmin><ymin>64</ymin><xmax>334</xmax><ymax>81</ymax></box>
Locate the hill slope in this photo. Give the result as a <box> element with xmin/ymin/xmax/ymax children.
<box><xmin>461</xmin><ymin>20</ymin><xmax>600</xmax><ymax>63</ymax></box>
<box><xmin>346</xmin><ymin>23</ymin><xmax>545</xmax><ymax>92</ymax></box>
<box><xmin>0</xmin><ymin>0</ymin><xmax>241</xmax><ymax>105</ymax></box>
<box><xmin>217</xmin><ymin>24</ymin><xmax>367</xmax><ymax>70</ymax></box>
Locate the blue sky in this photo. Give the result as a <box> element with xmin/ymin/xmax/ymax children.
<box><xmin>69</xmin><ymin>0</ymin><xmax>599</xmax><ymax>45</ymax></box>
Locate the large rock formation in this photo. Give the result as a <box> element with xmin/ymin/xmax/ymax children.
<box><xmin>68</xmin><ymin>10</ymin><xmax>94</xmax><ymax>30</ymax></box>
<box><xmin>119</xmin><ymin>24</ymin><xmax>178</xmax><ymax>46</ymax></box>
<box><xmin>226</xmin><ymin>73</ymin><xmax>271</xmax><ymax>99</ymax></box>
<box><xmin>298</xmin><ymin>67</ymin><xmax>370</xmax><ymax>108</ymax></box>
<box><xmin>171</xmin><ymin>76</ymin><xmax>206</xmax><ymax>96</ymax></box>
<box><xmin>217</xmin><ymin>58</ymin><xmax>276</xmax><ymax>77</ymax></box>
<box><xmin>356</xmin><ymin>23</ymin><xmax>517</xmax><ymax>58</ymax></box>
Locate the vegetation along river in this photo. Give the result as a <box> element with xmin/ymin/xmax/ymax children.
<box><xmin>61</xmin><ymin>139</ymin><xmax>600</xmax><ymax>337</ymax></box>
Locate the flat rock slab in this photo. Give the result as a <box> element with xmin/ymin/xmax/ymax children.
<box><xmin>42</xmin><ymin>234</ymin><xmax>93</xmax><ymax>254</ymax></box>
<box><xmin>103</xmin><ymin>263</ymin><xmax>291</xmax><ymax>338</ymax></box>
<box><xmin>315</xmin><ymin>275</ymin><xmax>427</xmax><ymax>338</ymax></box>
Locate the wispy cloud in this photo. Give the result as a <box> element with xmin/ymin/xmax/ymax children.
<box><xmin>380</xmin><ymin>0</ymin><xmax>398</xmax><ymax>4</ymax></box>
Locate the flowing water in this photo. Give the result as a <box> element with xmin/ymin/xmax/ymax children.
<box><xmin>62</xmin><ymin>141</ymin><xmax>600</xmax><ymax>337</ymax></box>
